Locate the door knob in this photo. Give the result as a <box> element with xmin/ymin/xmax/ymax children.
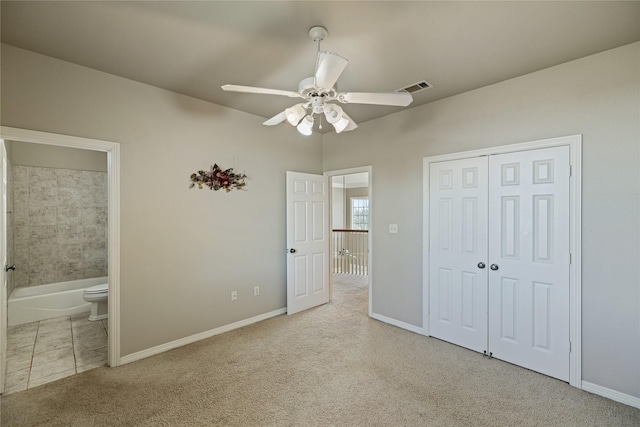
<box><xmin>477</xmin><ymin>262</ymin><xmax>486</xmax><ymax>269</ymax></box>
<box><xmin>490</xmin><ymin>264</ymin><xmax>499</xmax><ymax>271</ymax></box>
<box><xmin>289</xmin><ymin>248</ymin><xmax>296</xmax><ymax>254</ymax></box>
<box><xmin>5</xmin><ymin>264</ymin><xmax>16</xmax><ymax>272</ymax></box>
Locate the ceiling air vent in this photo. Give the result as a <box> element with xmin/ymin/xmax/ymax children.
<box><xmin>398</xmin><ymin>80</ymin><xmax>433</xmax><ymax>94</ymax></box>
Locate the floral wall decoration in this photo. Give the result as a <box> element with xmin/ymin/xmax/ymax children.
<box><xmin>189</xmin><ymin>164</ymin><xmax>247</xmax><ymax>192</ymax></box>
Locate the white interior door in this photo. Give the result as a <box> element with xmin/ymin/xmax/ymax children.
<box><xmin>0</xmin><ymin>140</ymin><xmax>7</xmax><ymax>393</ymax></box>
<box><xmin>429</xmin><ymin>157</ymin><xmax>489</xmax><ymax>353</ymax></box>
<box><xmin>286</xmin><ymin>171</ymin><xmax>329</xmax><ymax>315</ymax></box>
<box><xmin>487</xmin><ymin>146</ymin><xmax>570</xmax><ymax>381</ymax></box>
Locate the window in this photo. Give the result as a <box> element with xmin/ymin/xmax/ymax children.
<box><xmin>351</xmin><ymin>197</ymin><xmax>369</xmax><ymax>230</ymax></box>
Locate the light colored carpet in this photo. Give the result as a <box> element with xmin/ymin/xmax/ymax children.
<box><xmin>1</xmin><ymin>274</ymin><xmax>639</xmax><ymax>426</ymax></box>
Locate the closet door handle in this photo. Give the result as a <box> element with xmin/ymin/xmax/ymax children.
<box><xmin>490</xmin><ymin>264</ymin><xmax>499</xmax><ymax>271</ymax></box>
<box><xmin>477</xmin><ymin>262</ymin><xmax>486</xmax><ymax>269</ymax></box>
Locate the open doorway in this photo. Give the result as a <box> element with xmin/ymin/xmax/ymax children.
<box><xmin>326</xmin><ymin>167</ymin><xmax>372</xmax><ymax>317</ymax></box>
<box><xmin>0</xmin><ymin>127</ymin><xmax>121</xmax><ymax>395</ymax></box>
<box><xmin>3</xmin><ymin>141</ymin><xmax>109</xmax><ymax>394</ymax></box>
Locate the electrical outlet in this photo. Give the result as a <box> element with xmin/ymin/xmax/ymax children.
<box><xmin>231</xmin><ymin>290</ymin><xmax>238</xmax><ymax>301</ymax></box>
<box><xmin>254</xmin><ymin>286</ymin><xmax>260</xmax><ymax>296</ymax></box>
<box><xmin>389</xmin><ymin>224</ymin><xmax>399</xmax><ymax>234</ymax></box>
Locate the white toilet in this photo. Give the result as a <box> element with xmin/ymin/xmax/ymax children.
<box><xmin>83</xmin><ymin>283</ymin><xmax>109</xmax><ymax>321</ymax></box>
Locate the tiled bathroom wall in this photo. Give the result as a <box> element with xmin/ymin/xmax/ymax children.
<box><xmin>12</xmin><ymin>166</ymin><xmax>108</xmax><ymax>288</ymax></box>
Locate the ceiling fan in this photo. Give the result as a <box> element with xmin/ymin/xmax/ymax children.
<box><xmin>221</xmin><ymin>26</ymin><xmax>413</xmax><ymax>135</ymax></box>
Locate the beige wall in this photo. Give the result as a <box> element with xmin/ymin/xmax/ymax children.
<box><xmin>1</xmin><ymin>44</ymin><xmax>323</xmax><ymax>356</ymax></box>
<box><xmin>323</xmin><ymin>42</ymin><xmax>640</xmax><ymax>398</ymax></box>
<box><xmin>10</xmin><ymin>141</ymin><xmax>107</xmax><ymax>172</ymax></box>
<box><xmin>331</xmin><ymin>185</ymin><xmax>345</xmax><ymax>229</ymax></box>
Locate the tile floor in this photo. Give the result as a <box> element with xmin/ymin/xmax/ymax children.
<box><xmin>4</xmin><ymin>312</ymin><xmax>108</xmax><ymax>395</ymax></box>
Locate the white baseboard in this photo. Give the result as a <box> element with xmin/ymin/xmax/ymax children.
<box><xmin>581</xmin><ymin>381</ymin><xmax>640</xmax><ymax>409</ymax></box>
<box><xmin>370</xmin><ymin>312</ymin><xmax>425</xmax><ymax>335</ymax></box>
<box><xmin>120</xmin><ymin>308</ymin><xmax>286</xmax><ymax>365</ymax></box>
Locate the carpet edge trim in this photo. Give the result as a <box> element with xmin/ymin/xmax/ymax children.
<box><xmin>581</xmin><ymin>381</ymin><xmax>640</xmax><ymax>409</ymax></box>
<box><xmin>119</xmin><ymin>308</ymin><xmax>287</xmax><ymax>365</ymax></box>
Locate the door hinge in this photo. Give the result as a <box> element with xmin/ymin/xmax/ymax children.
<box><xmin>569</xmin><ymin>340</ymin><xmax>572</xmax><ymax>353</ymax></box>
<box><xmin>569</xmin><ymin>253</ymin><xmax>572</xmax><ymax>264</ymax></box>
<box><xmin>569</xmin><ymin>165</ymin><xmax>572</xmax><ymax>177</ymax></box>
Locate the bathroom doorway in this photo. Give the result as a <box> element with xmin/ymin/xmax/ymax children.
<box><xmin>0</xmin><ymin>127</ymin><xmax>121</xmax><ymax>395</ymax></box>
<box><xmin>325</xmin><ymin>167</ymin><xmax>372</xmax><ymax>317</ymax></box>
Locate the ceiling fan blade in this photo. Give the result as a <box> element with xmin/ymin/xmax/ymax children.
<box><xmin>338</xmin><ymin>91</ymin><xmax>413</xmax><ymax>107</ymax></box>
<box><xmin>315</xmin><ymin>51</ymin><xmax>348</xmax><ymax>90</ymax></box>
<box><xmin>341</xmin><ymin>112</ymin><xmax>358</xmax><ymax>132</ymax></box>
<box><xmin>221</xmin><ymin>84</ymin><xmax>302</xmax><ymax>98</ymax></box>
<box><xmin>263</xmin><ymin>111</ymin><xmax>287</xmax><ymax>126</ymax></box>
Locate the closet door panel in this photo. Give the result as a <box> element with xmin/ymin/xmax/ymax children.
<box><xmin>487</xmin><ymin>146</ymin><xmax>570</xmax><ymax>381</ymax></box>
<box><xmin>429</xmin><ymin>157</ymin><xmax>489</xmax><ymax>353</ymax></box>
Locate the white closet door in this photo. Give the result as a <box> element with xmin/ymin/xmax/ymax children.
<box><xmin>429</xmin><ymin>157</ymin><xmax>489</xmax><ymax>353</ymax></box>
<box><xmin>487</xmin><ymin>146</ymin><xmax>570</xmax><ymax>381</ymax></box>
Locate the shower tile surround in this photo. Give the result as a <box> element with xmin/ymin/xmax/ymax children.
<box><xmin>12</xmin><ymin>166</ymin><xmax>107</xmax><ymax>287</ymax></box>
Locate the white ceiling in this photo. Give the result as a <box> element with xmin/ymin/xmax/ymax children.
<box><xmin>2</xmin><ymin>1</ymin><xmax>639</xmax><ymax>133</ymax></box>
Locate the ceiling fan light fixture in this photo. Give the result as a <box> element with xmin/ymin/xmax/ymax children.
<box><xmin>324</xmin><ymin>104</ymin><xmax>349</xmax><ymax>133</ymax></box>
<box><xmin>324</xmin><ymin>104</ymin><xmax>343</xmax><ymax>123</ymax></box>
<box><xmin>332</xmin><ymin>116</ymin><xmax>350</xmax><ymax>133</ymax></box>
<box><xmin>296</xmin><ymin>115</ymin><xmax>314</xmax><ymax>135</ymax></box>
<box><xmin>285</xmin><ymin>103</ymin><xmax>306</xmax><ymax>126</ymax></box>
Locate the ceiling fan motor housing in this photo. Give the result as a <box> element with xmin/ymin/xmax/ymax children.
<box><xmin>298</xmin><ymin>77</ymin><xmax>337</xmax><ymax>99</ymax></box>
<box><xmin>311</xmin><ymin>96</ymin><xmax>325</xmax><ymax>114</ymax></box>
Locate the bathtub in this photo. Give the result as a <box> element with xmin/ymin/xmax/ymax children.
<box><xmin>8</xmin><ymin>277</ymin><xmax>108</xmax><ymax>326</ymax></box>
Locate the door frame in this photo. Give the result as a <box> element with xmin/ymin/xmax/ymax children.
<box><xmin>324</xmin><ymin>166</ymin><xmax>373</xmax><ymax>317</ymax></box>
<box><xmin>0</xmin><ymin>127</ymin><xmax>122</xmax><ymax>391</ymax></box>
<box><xmin>0</xmin><ymin>140</ymin><xmax>7</xmax><ymax>392</ymax></box>
<box><xmin>422</xmin><ymin>135</ymin><xmax>582</xmax><ymax>388</ymax></box>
